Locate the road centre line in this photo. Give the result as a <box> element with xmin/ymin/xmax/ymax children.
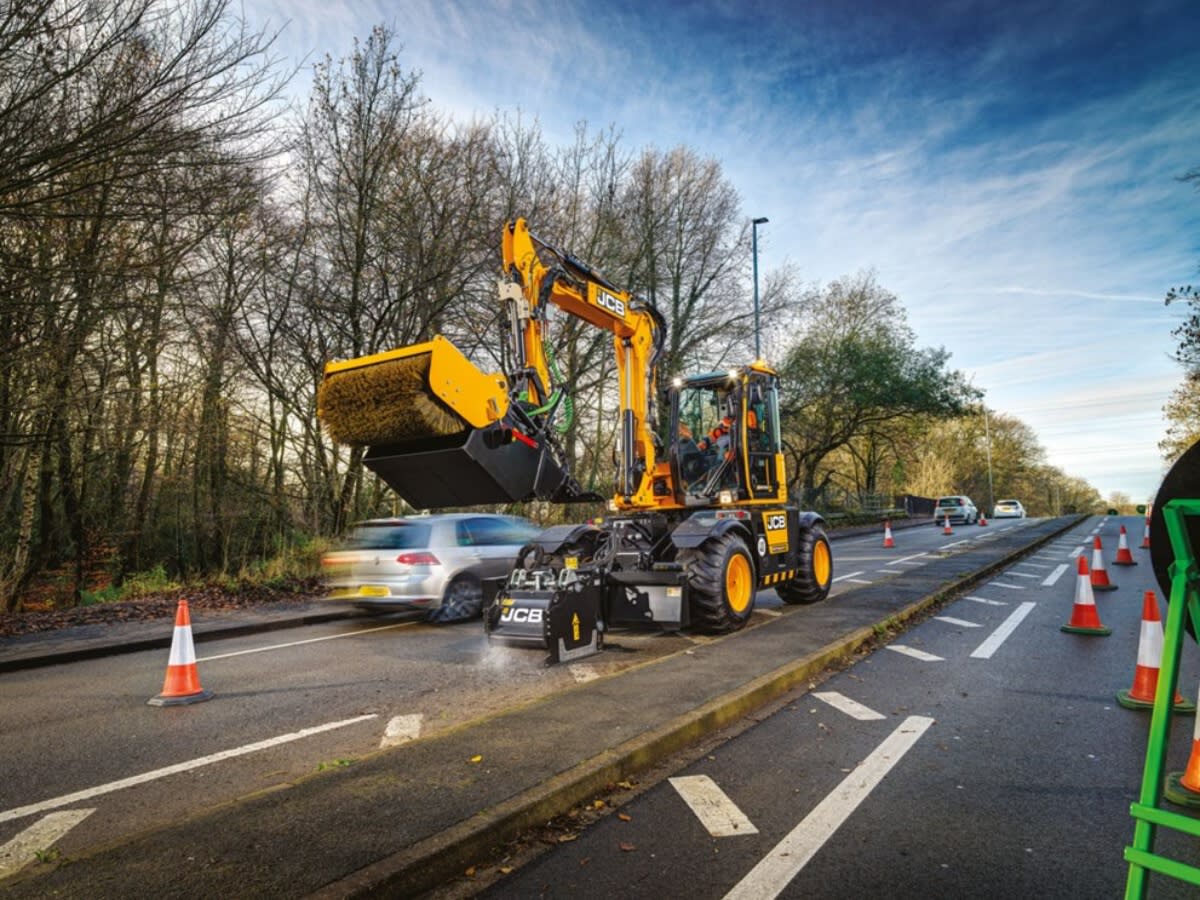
<box><xmin>935</xmin><ymin>616</ymin><xmax>982</xmax><ymax>628</ymax></box>
<box><xmin>0</xmin><ymin>809</ymin><xmax>94</xmax><ymax>878</ymax></box>
<box><xmin>670</xmin><ymin>776</ymin><xmax>759</xmax><ymax>838</ymax></box>
<box><xmin>832</xmin><ymin>571</ymin><xmax>865</xmax><ymax>583</ymax></box>
<box><xmin>971</xmin><ymin>602</ymin><xmax>1037</xmax><ymax>659</ymax></box>
<box><xmin>0</xmin><ymin>715</ymin><xmax>378</xmax><ymax>825</ymax></box>
<box><xmin>723</xmin><ymin>716</ymin><xmax>934</xmax><ymax>900</ymax></box>
<box><xmin>197</xmin><ymin>622</ymin><xmax>416</xmax><ymax>662</ymax></box>
<box><xmin>1041</xmin><ymin>564</ymin><xmax>1070</xmax><ymax>587</ymax></box>
<box><xmin>812</xmin><ymin>691</ymin><xmax>886</xmax><ymax>721</ymax></box>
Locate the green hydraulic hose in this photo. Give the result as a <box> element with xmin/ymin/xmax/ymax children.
<box><xmin>519</xmin><ymin>341</ymin><xmax>574</xmax><ymax>434</ymax></box>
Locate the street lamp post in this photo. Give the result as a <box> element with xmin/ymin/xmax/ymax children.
<box><xmin>752</xmin><ymin>217</ymin><xmax>768</xmax><ymax>360</ymax></box>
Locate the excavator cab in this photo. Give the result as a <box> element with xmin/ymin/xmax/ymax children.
<box><xmin>670</xmin><ymin>368</ymin><xmax>784</xmax><ymax>505</ymax></box>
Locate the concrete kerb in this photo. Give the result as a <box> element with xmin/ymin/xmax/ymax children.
<box><xmin>315</xmin><ymin>515</ymin><xmax>1087</xmax><ymax>899</ymax></box>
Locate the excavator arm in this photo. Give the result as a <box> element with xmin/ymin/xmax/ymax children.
<box><xmin>317</xmin><ymin>219</ymin><xmax>669</xmax><ymax>510</ymax></box>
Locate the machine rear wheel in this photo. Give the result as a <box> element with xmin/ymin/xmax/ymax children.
<box><xmin>683</xmin><ymin>532</ymin><xmax>756</xmax><ymax>633</ymax></box>
<box><xmin>778</xmin><ymin>525</ymin><xmax>832</xmax><ymax>606</ymax></box>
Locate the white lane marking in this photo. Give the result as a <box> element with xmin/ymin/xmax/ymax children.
<box><xmin>813</xmin><ymin>691</ymin><xmax>886</xmax><ymax>721</ymax></box>
<box><xmin>832</xmin><ymin>571</ymin><xmax>865</xmax><ymax>583</ymax></box>
<box><xmin>1003</xmin><ymin>572</ymin><xmax>1040</xmax><ymax>580</ymax></box>
<box><xmin>939</xmin><ymin>540</ymin><xmax>968</xmax><ymax>549</ymax></box>
<box><xmin>198</xmin><ymin>622</ymin><xmax>417</xmax><ymax>662</ymax></box>
<box><xmin>723</xmin><ymin>716</ymin><xmax>934</xmax><ymax>900</ymax></box>
<box><xmin>1070</xmin><ymin>545</ymin><xmax>1085</xmax><ymax>558</ymax></box>
<box><xmin>1014</xmin><ymin>562</ymin><xmax>1053</xmax><ymax>570</ymax></box>
<box><xmin>757</xmin><ymin>608</ymin><xmax>783</xmax><ymax>617</ymax></box>
<box><xmin>1031</xmin><ymin>554</ymin><xmax>1061</xmax><ymax>561</ymax></box>
<box><xmin>1041</xmin><ymin>564</ymin><xmax>1070</xmax><ymax>587</ymax></box>
<box><xmin>892</xmin><ymin>553</ymin><xmax>929</xmax><ymax>564</ymax></box>
<box><xmin>987</xmin><ymin>582</ymin><xmax>1025</xmax><ymax>590</ymax></box>
<box><xmin>971</xmin><ymin>602</ymin><xmax>1037</xmax><ymax>659</ymax></box>
<box><xmin>670</xmin><ymin>775</ymin><xmax>759</xmax><ymax>837</ymax></box>
<box><xmin>380</xmin><ymin>714</ymin><xmax>423</xmax><ymax>748</ymax></box>
<box><xmin>0</xmin><ymin>809</ymin><xmax>94</xmax><ymax>878</ymax></box>
<box><xmin>886</xmin><ymin>645</ymin><xmax>943</xmax><ymax>662</ymax></box>
<box><xmin>569</xmin><ymin>664</ymin><xmax>601</xmax><ymax>683</ymax></box>
<box><xmin>0</xmin><ymin>716</ymin><xmax>378</xmax><ymax>825</ymax></box>
<box><xmin>847</xmin><ymin>578</ymin><xmax>873</xmax><ymax>585</ymax></box>
<box><xmin>965</xmin><ymin>596</ymin><xmax>1007</xmax><ymax>606</ymax></box>
<box><xmin>935</xmin><ymin>617</ymin><xmax>982</xmax><ymax>628</ymax></box>
<box><xmin>877</xmin><ymin>569</ymin><xmax>906</xmax><ymax>575</ymax></box>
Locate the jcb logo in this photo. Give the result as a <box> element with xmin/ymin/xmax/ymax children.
<box><xmin>762</xmin><ymin>511</ymin><xmax>789</xmax><ymax>554</ymax></box>
<box><xmin>596</xmin><ymin>289</ymin><xmax>626</xmax><ymax>318</ymax></box>
<box><xmin>500</xmin><ymin>607</ymin><xmax>543</xmax><ymax>624</ymax></box>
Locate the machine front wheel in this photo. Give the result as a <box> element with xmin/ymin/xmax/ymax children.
<box><xmin>682</xmin><ymin>532</ymin><xmax>756</xmax><ymax>633</ymax></box>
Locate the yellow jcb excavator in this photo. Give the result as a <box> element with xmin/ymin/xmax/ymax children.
<box><xmin>317</xmin><ymin>219</ymin><xmax>832</xmax><ymax>662</ymax></box>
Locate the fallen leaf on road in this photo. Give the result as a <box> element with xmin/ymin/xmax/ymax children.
<box><xmin>499</xmin><ymin>866</ymin><xmax>513</xmax><ymax>875</ymax></box>
<box><xmin>558</xmin><ymin>834</ymin><xmax>578</xmax><ymax>843</ymax></box>
<box><xmin>464</xmin><ymin>866</ymin><xmax>476</xmax><ymax>877</ymax></box>
<box><xmin>592</xmin><ymin>799</ymin><xmax>605</xmax><ymax>809</ymax></box>
<box><xmin>469</xmin><ymin>755</ymin><xmax>483</xmax><ymax>763</ymax></box>
<box><xmin>618</xmin><ymin>813</ymin><xmax>632</xmax><ymax>822</ymax></box>
<box><xmin>619</xmin><ymin>842</ymin><xmax>636</xmax><ymax>852</ymax></box>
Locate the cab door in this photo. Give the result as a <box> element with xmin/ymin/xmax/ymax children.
<box><xmin>744</xmin><ymin>375</ymin><xmax>781</xmax><ymax>500</ymax></box>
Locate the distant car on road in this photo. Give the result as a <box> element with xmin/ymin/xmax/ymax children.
<box><xmin>992</xmin><ymin>499</ymin><xmax>1026</xmax><ymax>519</ymax></box>
<box><xmin>321</xmin><ymin>514</ymin><xmax>541</xmax><ymax>622</ymax></box>
<box><xmin>934</xmin><ymin>495</ymin><xmax>978</xmax><ymax>525</ymax></box>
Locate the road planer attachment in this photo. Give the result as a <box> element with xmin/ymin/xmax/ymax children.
<box><xmin>318</xmin><ymin>335</ymin><xmax>597</xmax><ymax>509</ymax></box>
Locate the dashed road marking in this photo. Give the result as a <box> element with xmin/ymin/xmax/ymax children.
<box><xmin>0</xmin><ymin>809</ymin><xmax>94</xmax><ymax>878</ymax></box>
<box><xmin>380</xmin><ymin>714</ymin><xmax>423</xmax><ymax>748</ymax></box>
<box><xmin>935</xmin><ymin>616</ymin><xmax>982</xmax><ymax>628</ymax></box>
<box><xmin>198</xmin><ymin>622</ymin><xmax>417</xmax><ymax>662</ymax></box>
<box><xmin>877</xmin><ymin>569</ymin><xmax>906</xmax><ymax>575</ymax></box>
<box><xmin>887</xmin><ymin>645</ymin><xmax>944</xmax><ymax>662</ymax></box>
<box><xmin>723</xmin><ymin>716</ymin><xmax>934</xmax><ymax>900</ymax></box>
<box><xmin>971</xmin><ymin>602</ymin><xmax>1037</xmax><ymax>659</ymax></box>
<box><xmin>0</xmin><ymin>715</ymin><xmax>378</xmax><ymax>825</ymax></box>
<box><xmin>756</xmin><ymin>608</ymin><xmax>783</xmax><ymax>617</ymax></box>
<box><xmin>1041</xmin><ymin>564</ymin><xmax>1069</xmax><ymax>587</ymax></box>
<box><xmin>1003</xmin><ymin>572</ymin><xmax>1040</xmax><ymax>579</ymax></box>
<box><xmin>892</xmin><ymin>553</ymin><xmax>929</xmax><ymax>564</ymax></box>
<box><xmin>670</xmin><ymin>775</ymin><xmax>759</xmax><ymax>838</ymax></box>
<box><xmin>987</xmin><ymin>581</ymin><xmax>1026</xmax><ymax>590</ymax></box>
<box><xmin>1070</xmin><ymin>545</ymin><xmax>1085</xmax><ymax>558</ymax></box>
<box><xmin>832</xmin><ymin>571</ymin><xmax>865</xmax><ymax>583</ymax></box>
<box><xmin>966</xmin><ymin>596</ymin><xmax>1007</xmax><ymax>606</ymax></box>
<box><xmin>1015</xmin><ymin>562</ymin><xmax>1053</xmax><ymax>569</ymax></box>
<box><xmin>846</xmin><ymin>578</ymin><xmax>873</xmax><ymax>585</ymax></box>
<box><xmin>813</xmin><ymin>691</ymin><xmax>886</xmax><ymax>721</ymax></box>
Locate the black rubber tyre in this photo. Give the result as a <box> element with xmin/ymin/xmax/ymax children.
<box><xmin>428</xmin><ymin>573</ymin><xmax>483</xmax><ymax>623</ymax></box>
<box><xmin>682</xmin><ymin>531</ymin><xmax>756</xmax><ymax>633</ymax></box>
<box><xmin>778</xmin><ymin>525</ymin><xmax>832</xmax><ymax>606</ymax></box>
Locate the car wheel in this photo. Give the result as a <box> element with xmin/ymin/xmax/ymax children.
<box><xmin>428</xmin><ymin>574</ymin><xmax>483</xmax><ymax>623</ymax></box>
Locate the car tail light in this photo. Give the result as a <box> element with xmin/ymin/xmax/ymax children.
<box><xmin>396</xmin><ymin>552</ymin><xmax>439</xmax><ymax>566</ymax></box>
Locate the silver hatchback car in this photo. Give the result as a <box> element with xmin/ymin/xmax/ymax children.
<box><xmin>321</xmin><ymin>514</ymin><xmax>541</xmax><ymax>621</ymax></box>
<box><xmin>934</xmin><ymin>495</ymin><xmax>978</xmax><ymax>525</ymax></box>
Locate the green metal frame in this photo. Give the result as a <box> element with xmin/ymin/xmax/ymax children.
<box><xmin>1125</xmin><ymin>499</ymin><xmax>1200</xmax><ymax>896</ymax></box>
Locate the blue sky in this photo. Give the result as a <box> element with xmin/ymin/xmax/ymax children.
<box><xmin>247</xmin><ymin>0</ymin><xmax>1200</xmax><ymax>502</ymax></box>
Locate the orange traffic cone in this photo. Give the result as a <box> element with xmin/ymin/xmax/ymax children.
<box><xmin>1090</xmin><ymin>536</ymin><xmax>1117</xmax><ymax>591</ymax></box>
<box><xmin>148</xmin><ymin>599</ymin><xmax>213</xmax><ymax>706</ymax></box>
<box><xmin>1061</xmin><ymin>556</ymin><xmax>1111</xmax><ymax>635</ymax></box>
<box><xmin>1165</xmin><ymin>683</ymin><xmax>1200</xmax><ymax>808</ymax></box>
<box><xmin>1112</xmin><ymin>525</ymin><xmax>1137</xmax><ymax>566</ymax></box>
<box><xmin>883</xmin><ymin>519</ymin><xmax>895</xmax><ymax>548</ymax></box>
<box><xmin>1141</xmin><ymin>516</ymin><xmax>1151</xmax><ymax>550</ymax></box>
<box><xmin>943</xmin><ymin>514</ymin><xmax>953</xmax><ymax>535</ymax></box>
<box><xmin>1117</xmin><ymin>591</ymin><xmax>1194</xmax><ymax>711</ymax></box>
<box><xmin>978</xmin><ymin>514</ymin><xmax>988</xmax><ymax>526</ymax></box>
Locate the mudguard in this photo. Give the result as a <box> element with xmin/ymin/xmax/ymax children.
<box><xmin>530</xmin><ymin>523</ymin><xmax>604</xmax><ymax>555</ymax></box>
<box><xmin>669</xmin><ymin>514</ymin><xmax>752</xmax><ymax>551</ymax></box>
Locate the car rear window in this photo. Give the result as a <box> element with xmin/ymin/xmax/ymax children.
<box><xmin>937</xmin><ymin>497</ymin><xmax>962</xmax><ymax>507</ymax></box>
<box><xmin>348</xmin><ymin>522</ymin><xmax>432</xmax><ymax>550</ymax></box>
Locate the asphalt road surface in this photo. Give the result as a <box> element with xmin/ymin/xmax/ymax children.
<box><xmin>477</xmin><ymin>516</ymin><xmax>1200</xmax><ymax>899</ymax></box>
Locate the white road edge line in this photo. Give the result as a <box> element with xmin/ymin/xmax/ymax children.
<box><xmin>0</xmin><ymin>715</ymin><xmax>379</xmax><ymax>825</ymax></box>
<box><xmin>832</xmin><ymin>571</ymin><xmax>865</xmax><ymax>583</ymax></box>
<box><xmin>723</xmin><ymin>716</ymin><xmax>934</xmax><ymax>900</ymax></box>
<box><xmin>671</xmin><ymin>775</ymin><xmax>760</xmax><ymax>838</ymax></box>
<box><xmin>0</xmin><ymin>809</ymin><xmax>94</xmax><ymax>878</ymax></box>
<box><xmin>1041</xmin><ymin>564</ymin><xmax>1070</xmax><ymax>587</ymax></box>
<box><xmin>198</xmin><ymin>622</ymin><xmax>417</xmax><ymax>662</ymax></box>
<box><xmin>971</xmin><ymin>602</ymin><xmax>1037</xmax><ymax>659</ymax></box>
<box><xmin>812</xmin><ymin>691</ymin><xmax>886</xmax><ymax>721</ymax></box>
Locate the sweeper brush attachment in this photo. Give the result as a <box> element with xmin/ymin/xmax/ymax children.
<box><xmin>318</xmin><ymin>335</ymin><xmax>600</xmax><ymax>509</ymax></box>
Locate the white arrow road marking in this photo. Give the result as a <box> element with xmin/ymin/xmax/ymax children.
<box><xmin>0</xmin><ymin>809</ymin><xmax>94</xmax><ymax>878</ymax></box>
<box><xmin>723</xmin><ymin>716</ymin><xmax>934</xmax><ymax>900</ymax></box>
<box><xmin>832</xmin><ymin>571</ymin><xmax>865</xmax><ymax>582</ymax></box>
<box><xmin>380</xmin><ymin>714</ymin><xmax>423</xmax><ymax>748</ymax></box>
<box><xmin>886</xmin><ymin>645</ymin><xmax>944</xmax><ymax>662</ymax></box>
<box><xmin>966</xmin><ymin>596</ymin><xmax>1007</xmax><ymax>606</ymax></box>
<box><xmin>971</xmin><ymin>602</ymin><xmax>1037</xmax><ymax>659</ymax></box>
<box><xmin>813</xmin><ymin>691</ymin><xmax>886</xmax><ymax>721</ymax></box>
<box><xmin>0</xmin><ymin>715</ymin><xmax>378</xmax><ymax>825</ymax></box>
<box><xmin>935</xmin><ymin>616</ymin><xmax>982</xmax><ymax>628</ymax></box>
<box><xmin>670</xmin><ymin>776</ymin><xmax>758</xmax><ymax>837</ymax></box>
<box><xmin>1041</xmin><ymin>564</ymin><xmax>1070</xmax><ymax>587</ymax></box>
<box><xmin>198</xmin><ymin>622</ymin><xmax>416</xmax><ymax>662</ymax></box>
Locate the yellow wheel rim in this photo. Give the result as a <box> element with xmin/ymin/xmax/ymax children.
<box><xmin>813</xmin><ymin>538</ymin><xmax>831</xmax><ymax>586</ymax></box>
<box><xmin>726</xmin><ymin>552</ymin><xmax>753</xmax><ymax>614</ymax></box>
